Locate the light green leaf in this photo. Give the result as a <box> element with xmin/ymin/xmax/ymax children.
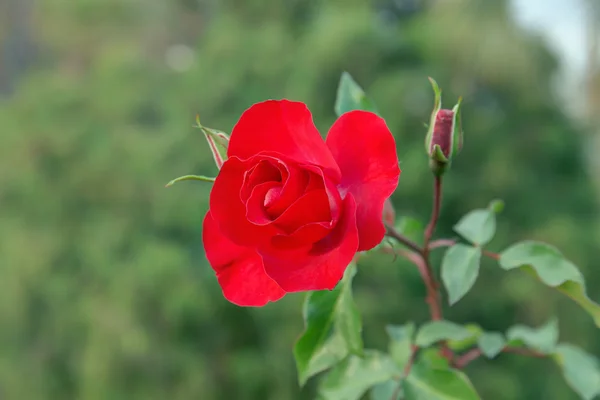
<box><xmin>477</xmin><ymin>332</ymin><xmax>506</xmax><ymax>359</ymax></box>
<box><xmin>446</xmin><ymin>324</ymin><xmax>483</xmax><ymax>352</ymax></box>
<box><xmin>386</xmin><ymin>323</ymin><xmax>415</xmax><ymax>370</ymax></box>
<box><xmin>453</xmin><ymin>208</ymin><xmax>496</xmax><ymax>246</ymax></box>
<box><xmin>334</xmin><ymin>72</ymin><xmax>378</xmax><ymax>117</ymax></box>
<box><xmin>318</xmin><ymin>351</ymin><xmax>398</xmax><ymax>400</ymax></box>
<box><xmin>370</xmin><ymin>380</ymin><xmax>402</xmax><ymax>400</ymax></box>
<box><xmin>416</xmin><ymin>321</ymin><xmax>476</xmax><ymax>347</ymax></box>
<box><xmin>165</xmin><ymin>174</ymin><xmax>216</xmax><ymax>187</ymax></box>
<box><xmin>506</xmin><ymin>318</ymin><xmax>558</xmax><ymax>354</ymax></box>
<box><xmin>418</xmin><ymin>347</ymin><xmax>451</xmax><ymax>369</ymax></box>
<box><xmin>441</xmin><ymin>244</ymin><xmax>482</xmax><ymax>305</ymax></box>
<box><xmin>294</xmin><ymin>264</ymin><xmax>363</xmax><ymax>385</ymax></box>
<box><xmin>337</xmin><ymin>265</ymin><xmax>363</xmax><ymax>356</ymax></box>
<box><xmin>553</xmin><ymin>343</ymin><xmax>600</xmax><ymax>400</ymax></box>
<box><xmin>403</xmin><ymin>362</ymin><xmax>481</xmax><ymax>400</ymax></box>
<box><xmin>499</xmin><ymin>241</ymin><xmax>600</xmax><ymax>328</ymax></box>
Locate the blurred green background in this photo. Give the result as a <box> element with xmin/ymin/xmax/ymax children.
<box><xmin>1</xmin><ymin>0</ymin><xmax>599</xmax><ymax>399</ymax></box>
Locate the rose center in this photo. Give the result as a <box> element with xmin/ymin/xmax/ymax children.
<box><xmin>264</xmin><ymin>186</ymin><xmax>283</xmax><ymax>209</ymax></box>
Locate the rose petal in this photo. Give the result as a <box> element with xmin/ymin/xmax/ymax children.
<box><xmin>326</xmin><ymin>111</ymin><xmax>400</xmax><ymax>251</ymax></box>
<box><xmin>270</xmin><ymin>222</ymin><xmax>331</xmax><ymax>249</ymax></box>
<box><xmin>203</xmin><ymin>212</ymin><xmax>286</xmax><ymax>306</ymax></box>
<box><xmin>265</xmin><ymin>166</ymin><xmax>310</xmax><ymax>218</ymax></box>
<box><xmin>273</xmin><ymin>189</ymin><xmax>332</xmax><ymax>233</ymax></box>
<box><xmin>240</xmin><ymin>159</ymin><xmax>282</xmax><ymax>202</ymax></box>
<box><xmin>260</xmin><ymin>194</ymin><xmax>359</xmax><ymax>292</ymax></box>
<box><xmin>210</xmin><ymin>157</ymin><xmax>277</xmax><ymax>246</ymax></box>
<box><xmin>227</xmin><ymin>100</ymin><xmax>342</xmax><ymax>182</ymax></box>
<box><xmin>246</xmin><ymin>181</ymin><xmax>281</xmax><ymax>225</ymax></box>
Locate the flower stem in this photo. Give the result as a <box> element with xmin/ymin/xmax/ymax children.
<box><xmin>454</xmin><ymin>346</ymin><xmax>547</xmax><ymax>368</ymax></box>
<box><xmin>422</xmin><ymin>176</ymin><xmax>443</xmax><ymax>320</ymax></box>
<box><xmin>385</xmin><ymin>225</ymin><xmax>423</xmax><ymax>254</ymax></box>
<box><xmin>424</xmin><ymin>176</ymin><xmax>443</xmax><ymax>252</ymax></box>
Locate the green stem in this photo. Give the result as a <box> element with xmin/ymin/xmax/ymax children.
<box><xmin>165</xmin><ymin>174</ymin><xmax>216</xmax><ymax>187</ymax></box>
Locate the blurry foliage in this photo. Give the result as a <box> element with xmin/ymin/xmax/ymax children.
<box><xmin>0</xmin><ymin>0</ymin><xmax>598</xmax><ymax>399</ymax></box>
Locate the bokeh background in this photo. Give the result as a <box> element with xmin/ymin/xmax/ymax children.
<box><xmin>1</xmin><ymin>0</ymin><xmax>599</xmax><ymax>399</ymax></box>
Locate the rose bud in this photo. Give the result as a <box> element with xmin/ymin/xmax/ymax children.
<box><xmin>203</xmin><ymin>100</ymin><xmax>400</xmax><ymax>306</ymax></box>
<box><xmin>425</xmin><ymin>78</ymin><xmax>463</xmax><ymax>176</ymax></box>
<box><xmin>196</xmin><ymin>115</ymin><xmax>229</xmax><ymax>169</ymax></box>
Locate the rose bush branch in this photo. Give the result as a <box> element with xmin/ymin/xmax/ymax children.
<box><xmin>172</xmin><ymin>73</ymin><xmax>600</xmax><ymax>400</ymax></box>
<box><xmin>454</xmin><ymin>346</ymin><xmax>547</xmax><ymax>369</ymax></box>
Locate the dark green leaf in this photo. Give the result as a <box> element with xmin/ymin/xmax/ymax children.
<box><xmin>441</xmin><ymin>244</ymin><xmax>482</xmax><ymax>305</ymax></box>
<box><xmin>294</xmin><ymin>264</ymin><xmax>362</xmax><ymax>385</ymax></box>
<box><xmin>499</xmin><ymin>241</ymin><xmax>600</xmax><ymax>328</ymax></box>
<box><xmin>553</xmin><ymin>344</ymin><xmax>600</xmax><ymax>400</ymax></box>
<box><xmin>506</xmin><ymin>318</ymin><xmax>558</xmax><ymax>354</ymax></box>
<box><xmin>403</xmin><ymin>362</ymin><xmax>481</xmax><ymax>400</ymax></box>
<box><xmin>334</xmin><ymin>72</ymin><xmax>378</xmax><ymax>117</ymax></box>
<box><xmin>477</xmin><ymin>332</ymin><xmax>506</xmax><ymax>358</ymax></box>
<box><xmin>395</xmin><ymin>217</ymin><xmax>424</xmax><ymax>245</ymax></box>
<box><xmin>386</xmin><ymin>323</ymin><xmax>415</xmax><ymax>370</ymax></box>
<box><xmin>416</xmin><ymin>321</ymin><xmax>476</xmax><ymax>347</ymax></box>
<box><xmin>453</xmin><ymin>208</ymin><xmax>496</xmax><ymax>246</ymax></box>
<box><xmin>318</xmin><ymin>351</ymin><xmax>398</xmax><ymax>400</ymax></box>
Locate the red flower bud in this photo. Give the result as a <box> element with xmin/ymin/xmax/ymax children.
<box><xmin>425</xmin><ymin>78</ymin><xmax>464</xmax><ymax>176</ymax></box>
<box><xmin>430</xmin><ymin>109</ymin><xmax>454</xmax><ymax>158</ymax></box>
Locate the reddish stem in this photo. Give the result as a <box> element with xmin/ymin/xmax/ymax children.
<box><xmin>385</xmin><ymin>225</ymin><xmax>423</xmax><ymax>254</ymax></box>
<box><xmin>423</xmin><ymin>176</ymin><xmax>443</xmax><ymax>252</ymax></box>
<box><xmin>454</xmin><ymin>346</ymin><xmax>547</xmax><ymax>368</ymax></box>
<box><xmin>422</xmin><ymin>176</ymin><xmax>443</xmax><ymax>320</ymax></box>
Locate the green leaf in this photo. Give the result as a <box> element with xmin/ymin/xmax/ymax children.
<box><xmin>334</xmin><ymin>72</ymin><xmax>378</xmax><ymax>117</ymax></box>
<box><xmin>337</xmin><ymin>266</ymin><xmax>363</xmax><ymax>356</ymax></box>
<box><xmin>370</xmin><ymin>379</ymin><xmax>402</xmax><ymax>400</ymax></box>
<box><xmin>506</xmin><ymin>318</ymin><xmax>558</xmax><ymax>354</ymax></box>
<box><xmin>441</xmin><ymin>244</ymin><xmax>482</xmax><ymax>305</ymax></box>
<box><xmin>165</xmin><ymin>174</ymin><xmax>216</xmax><ymax>187</ymax></box>
<box><xmin>416</xmin><ymin>321</ymin><xmax>476</xmax><ymax>347</ymax></box>
<box><xmin>488</xmin><ymin>199</ymin><xmax>504</xmax><ymax>214</ymax></box>
<box><xmin>499</xmin><ymin>241</ymin><xmax>600</xmax><ymax>328</ymax></box>
<box><xmin>446</xmin><ymin>324</ymin><xmax>483</xmax><ymax>352</ymax></box>
<box><xmin>318</xmin><ymin>351</ymin><xmax>398</xmax><ymax>400</ymax></box>
<box><xmin>453</xmin><ymin>208</ymin><xmax>496</xmax><ymax>246</ymax></box>
<box><xmin>294</xmin><ymin>264</ymin><xmax>363</xmax><ymax>385</ymax></box>
<box><xmin>386</xmin><ymin>323</ymin><xmax>415</xmax><ymax>370</ymax></box>
<box><xmin>558</xmin><ymin>281</ymin><xmax>600</xmax><ymax>329</ymax></box>
<box><xmin>477</xmin><ymin>332</ymin><xmax>506</xmax><ymax>359</ymax></box>
<box><xmin>395</xmin><ymin>217</ymin><xmax>425</xmax><ymax>244</ymax></box>
<box><xmin>418</xmin><ymin>347</ymin><xmax>451</xmax><ymax>369</ymax></box>
<box><xmin>403</xmin><ymin>362</ymin><xmax>481</xmax><ymax>400</ymax></box>
<box><xmin>553</xmin><ymin>344</ymin><xmax>600</xmax><ymax>400</ymax></box>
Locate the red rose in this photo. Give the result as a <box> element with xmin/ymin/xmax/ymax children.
<box><xmin>203</xmin><ymin>100</ymin><xmax>400</xmax><ymax>306</ymax></box>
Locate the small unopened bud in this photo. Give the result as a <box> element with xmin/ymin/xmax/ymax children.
<box><xmin>425</xmin><ymin>78</ymin><xmax>463</xmax><ymax>176</ymax></box>
<box><xmin>196</xmin><ymin>115</ymin><xmax>230</xmax><ymax>169</ymax></box>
